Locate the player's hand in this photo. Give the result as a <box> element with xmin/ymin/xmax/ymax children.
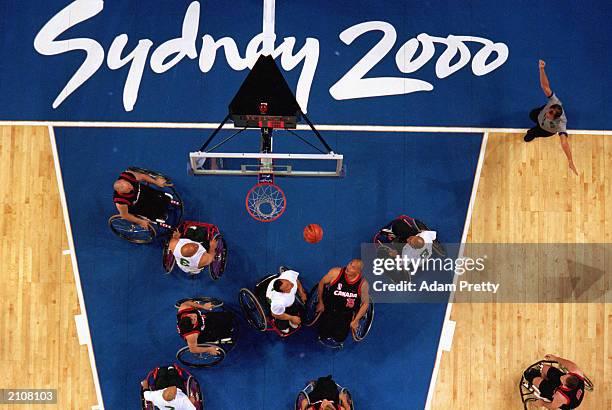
<box><xmin>539</xmin><ymin>59</ymin><xmax>546</xmax><ymax>69</ymax></box>
<box><xmin>140</xmin><ymin>380</ymin><xmax>149</xmax><ymax>389</ymax></box>
<box><xmin>209</xmin><ymin>238</ymin><xmax>218</xmax><ymax>249</ymax></box>
<box><xmin>350</xmin><ymin>319</ymin><xmax>359</xmax><ymax>332</ymax></box>
<box><xmin>206</xmin><ymin>347</ymin><xmax>220</xmax><ymax>356</ymax></box>
<box><xmin>154</xmin><ymin>177</ymin><xmax>168</xmax><ymax>187</ymax></box>
<box><xmin>568</xmin><ymin>161</ymin><xmax>578</xmax><ymax>176</ymax></box>
<box><xmin>316</xmin><ymin>301</ymin><xmax>325</xmax><ymax>314</ymax></box>
<box><xmin>290</xmin><ymin>316</ymin><xmax>302</xmax><ymax>326</ymax></box>
<box><xmin>137</xmin><ymin>219</ymin><xmax>151</xmax><ymax>230</ymax></box>
<box><xmin>202</xmin><ymin>302</ymin><xmax>213</xmax><ymax>310</ymax></box>
<box><xmin>172</xmin><ymin>229</ymin><xmax>181</xmax><ymax>239</ymax></box>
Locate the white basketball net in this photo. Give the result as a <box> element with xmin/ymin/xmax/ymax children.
<box><xmin>246</xmin><ymin>183</ymin><xmax>286</xmax><ymax>222</ymax></box>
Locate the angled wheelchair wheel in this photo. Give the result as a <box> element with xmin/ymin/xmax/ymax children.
<box><xmin>108</xmin><ymin>214</ymin><xmax>156</xmax><ymax>244</ymax></box>
<box><xmin>209</xmin><ymin>236</ymin><xmax>228</xmax><ymax>281</ymax></box>
<box><xmin>162</xmin><ymin>241</ymin><xmax>176</xmax><ymax>273</ymax></box>
<box><xmin>175</xmin><ymin>297</ymin><xmax>224</xmax><ymax>309</ymax></box>
<box><xmin>295</xmin><ymin>391</ymin><xmax>309</xmax><ymax>410</ymax></box>
<box><xmin>238</xmin><ymin>288</ymin><xmax>267</xmax><ymax>332</ymax></box>
<box><xmin>583</xmin><ymin>375</ymin><xmax>594</xmax><ymax>391</ymax></box>
<box><xmin>176</xmin><ymin>344</ymin><xmax>226</xmax><ymax>368</ymax></box>
<box><xmin>186</xmin><ymin>375</ymin><xmax>204</xmax><ymax>409</ymax></box>
<box><xmin>352</xmin><ymin>299</ymin><xmax>374</xmax><ymax>342</ymax></box>
<box><xmin>305</xmin><ymin>285</ymin><xmax>322</xmax><ymax>326</ymax></box>
<box><xmin>127</xmin><ymin>166</ymin><xmax>174</xmax><ymax>186</ymax></box>
<box><xmin>340</xmin><ymin>388</ymin><xmax>355</xmax><ymax>410</ymax></box>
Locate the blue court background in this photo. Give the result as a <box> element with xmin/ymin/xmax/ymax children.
<box><xmin>56</xmin><ymin>128</ymin><xmax>481</xmax><ymax>409</ymax></box>
<box><xmin>0</xmin><ymin>0</ymin><xmax>610</xmax><ymax>128</ymax></box>
<box><xmin>2</xmin><ymin>0</ymin><xmax>610</xmax><ymax>409</ymax></box>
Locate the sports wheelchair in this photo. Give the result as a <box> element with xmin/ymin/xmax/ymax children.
<box><xmin>295</xmin><ymin>378</ymin><xmax>354</xmax><ymax>410</ymax></box>
<box><xmin>304</xmin><ymin>284</ymin><xmax>374</xmax><ymax>349</ymax></box>
<box><xmin>373</xmin><ymin>214</ymin><xmax>446</xmax><ymax>257</ymax></box>
<box><xmin>238</xmin><ymin>272</ymin><xmax>306</xmax><ymax>338</ymax></box>
<box><xmin>175</xmin><ymin>297</ymin><xmax>239</xmax><ymax>368</ymax></box>
<box><xmin>162</xmin><ymin>221</ymin><xmax>228</xmax><ymax>280</ymax></box>
<box><xmin>140</xmin><ymin>363</ymin><xmax>203</xmax><ymax>410</ymax></box>
<box><xmin>109</xmin><ymin>167</ymin><xmax>184</xmax><ymax>244</ymax></box>
<box><xmin>519</xmin><ymin>360</ymin><xmax>594</xmax><ymax>410</ymax></box>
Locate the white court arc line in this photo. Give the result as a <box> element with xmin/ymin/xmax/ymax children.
<box><xmin>48</xmin><ymin>126</ymin><xmax>105</xmax><ymax>410</ymax></box>
<box><xmin>424</xmin><ymin>131</ymin><xmax>490</xmax><ymax>410</ymax></box>
<box><xmin>1</xmin><ymin>120</ymin><xmax>611</xmax><ymax>135</ymax></box>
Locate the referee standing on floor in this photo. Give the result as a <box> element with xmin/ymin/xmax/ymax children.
<box><xmin>524</xmin><ymin>60</ymin><xmax>578</xmax><ymax>175</ymax></box>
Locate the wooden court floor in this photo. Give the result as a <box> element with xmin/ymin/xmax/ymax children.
<box><xmin>1</xmin><ymin>126</ymin><xmax>609</xmax><ymax>409</ymax></box>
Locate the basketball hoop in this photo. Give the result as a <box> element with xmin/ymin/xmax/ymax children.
<box><xmin>245</xmin><ymin>182</ymin><xmax>286</xmax><ymax>222</ymax></box>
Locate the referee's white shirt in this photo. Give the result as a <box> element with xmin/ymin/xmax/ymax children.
<box><xmin>143</xmin><ymin>388</ymin><xmax>196</xmax><ymax>410</ymax></box>
<box><xmin>266</xmin><ymin>270</ymin><xmax>299</xmax><ymax>315</ymax></box>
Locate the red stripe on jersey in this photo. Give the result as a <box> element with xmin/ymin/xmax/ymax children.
<box><xmin>113</xmin><ymin>197</ymin><xmax>131</xmax><ymax>205</ymax></box>
<box><xmin>555</xmin><ymin>388</ymin><xmax>571</xmax><ymax>405</ymax></box>
<box><xmin>120</xmin><ymin>171</ymin><xmax>137</xmax><ymax>181</ymax></box>
<box><xmin>181</xmin><ymin>330</ymin><xmax>200</xmax><ymax>338</ymax></box>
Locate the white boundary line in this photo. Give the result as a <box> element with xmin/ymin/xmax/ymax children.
<box><xmin>424</xmin><ymin>131</ymin><xmax>489</xmax><ymax>410</ymax></box>
<box><xmin>1</xmin><ymin>120</ymin><xmax>611</xmax><ymax>135</ymax></box>
<box><xmin>48</xmin><ymin>126</ymin><xmax>105</xmax><ymax>410</ymax></box>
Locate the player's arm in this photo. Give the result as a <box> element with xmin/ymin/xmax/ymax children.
<box><xmin>180</xmin><ymin>300</ymin><xmax>213</xmax><ymax>311</ymax></box>
<box><xmin>538</xmin><ymin>60</ymin><xmax>553</xmax><ymax>97</ymax></box>
<box><xmin>296</xmin><ymin>279</ymin><xmax>307</xmax><ymax>302</ymax></box>
<box><xmin>351</xmin><ymin>280</ymin><xmax>370</xmax><ymax>329</ymax></box>
<box><xmin>185</xmin><ymin>333</ymin><xmax>219</xmax><ymax>355</ymax></box>
<box><xmin>544</xmin><ymin>354</ymin><xmax>583</xmax><ymax>375</ymax></box>
<box><xmin>115</xmin><ymin>202</ymin><xmax>150</xmax><ymax>228</ymax></box>
<box><xmin>130</xmin><ymin>170</ymin><xmax>167</xmax><ymax>187</ymax></box>
<box><xmin>316</xmin><ymin>268</ymin><xmax>340</xmax><ymax>312</ymax></box>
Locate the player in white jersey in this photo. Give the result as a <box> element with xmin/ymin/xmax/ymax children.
<box><xmin>401</xmin><ymin>230</ymin><xmax>437</xmax><ymax>262</ymax></box>
<box><xmin>266</xmin><ymin>268</ymin><xmax>307</xmax><ymax>333</ymax></box>
<box><xmin>168</xmin><ymin>230</ymin><xmax>217</xmax><ymax>274</ymax></box>
<box><xmin>141</xmin><ymin>382</ymin><xmax>196</xmax><ymax>410</ymax></box>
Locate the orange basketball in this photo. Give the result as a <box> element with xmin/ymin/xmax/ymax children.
<box><xmin>303</xmin><ymin>224</ymin><xmax>323</xmax><ymax>243</ymax></box>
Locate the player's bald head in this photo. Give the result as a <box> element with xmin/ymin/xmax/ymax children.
<box><xmin>180</xmin><ymin>242</ymin><xmax>199</xmax><ymax>257</ymax></box>
<box><xmin>407</xmin><ymin>236</ymin><xmax>425</xmax><ymax>249</ymax></box>
<box><xmin>113</xmin><ymin>179</ymin><xmax>131</xmax><ymax>193</ymax></box>
<box><xmin>347</xmin><ymin>259</ymin><xmax>363</xmax><ymax>275</ymax></box>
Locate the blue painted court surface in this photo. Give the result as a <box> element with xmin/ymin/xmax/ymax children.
<box><xmin>56</xmin><ymin>128</ymin><xmax>481</xmax><ymax>409</ymax></box>
<box><xmin>2</xmin><ymin>0</ymin><xmax>611</xmax><ymax>408</ymax></box>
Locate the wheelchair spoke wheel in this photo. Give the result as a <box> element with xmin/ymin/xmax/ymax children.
<box><xmin>108</xmin><ymin>215</ymin><xmax>156</xmax><ymax>244</ymax></box>
<box><xmin>340</xmin><ymin>388</ymin><xmax>354</xmax><ymax>410</ymax></box>
<box><xmin>352</xmin><ymin>299</ymin><xmax>375</xmax><ymax>342</ymax></box>
<box><xmin>304</xmin><ymin>285</ymin><xmax>321</xmax><ymax>326</ymax></box>
<box><xmin>176</xmin><ymin>344</ymin><xmax>226</xmax><ymax>368</ymax></box>
<box><xmin>238</xmin><ymin>288</ymin><xmax>267</xmax><ymax>331</ymax></box>
<box><xmin>318</xmin><ymin>336</ymin><xmax>344</xmax><ymax>349</ymax></box>
<box><xmin>186</xmin><ymin>376</ymin><xmax>204</xmax><ymax>409</ymax></box>
<box><xmin>209</xmin><ymin>237</ymin><xmax>228</xmax><ymax>281</ymax></box>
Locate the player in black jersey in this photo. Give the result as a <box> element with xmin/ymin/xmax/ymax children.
<box><xmin>112</xmin><ymin>169</ymin><xmax>171</xmax><ymax>229</ymax></box>
<box><xmin>315</xmin><ymin>259</ymin><xmax>370</xmax><ymax>343</ymax></box>
<box><xmin>524</xmin><ymin>354</ymin><xmax>587</xmax><ymax>409</ymax></box>
<box><xmin>176</xmin><ymin>299</ymin><xmax>234</xmax><ymax>356</ymax></box>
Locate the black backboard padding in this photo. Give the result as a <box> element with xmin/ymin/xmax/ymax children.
<box><xmin>228</xmin><ymin>55</ymin><xmax>301</xmax><ymax>117</ymax></box>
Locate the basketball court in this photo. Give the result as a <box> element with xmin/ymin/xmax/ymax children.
<box><xmin>1</xmin><ymin>1</ymin><xmax>610</xmax><ymax>409</ymax></box>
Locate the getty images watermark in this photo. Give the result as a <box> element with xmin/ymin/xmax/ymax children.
<box><xmin>361</xmin><ymin>243</ymin><xmax>612</xmax><ymax>303</ymax></box>
<box><xmin>371</xmin><ymin>253</ymin><xmax>499</xmax><ymax>294</ymax></box>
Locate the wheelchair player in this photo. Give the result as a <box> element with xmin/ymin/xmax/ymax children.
<box><xmin>314</xmin><ymin>259</ymin><xmax>370</xmax><ymax>345</ymax></box>
<box><xmin>239</xmin><ymin>267</ymin><xmax>308</xmax><ymax>337</ymax></box>
<box><xmin>296</xmin><ymin>375</ymin><xmax>353</xmax><ymax>410</ymax></box>
<box><xmin>521</xmin><ymin>354</ymin><xmax>590</xmax><ymax>409</ymax></box>
<box><xmin>374</xmin><ymin>214</ymin><xmax>445</xmax><ymax>259</ymax></box>
<box><xmin>176</xmin><ymin>299</ymin><xmax>235</xmax><ymax>356</ymax></box>
<box><xmin>167</xmin><ymin>222</ymin><xmax>218</xmax><ymax>275</ymax></box>
<box><xmin>140</xmin><ymin>363</ymin><xmax>202</xmax><ymax>410</ymax></box>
